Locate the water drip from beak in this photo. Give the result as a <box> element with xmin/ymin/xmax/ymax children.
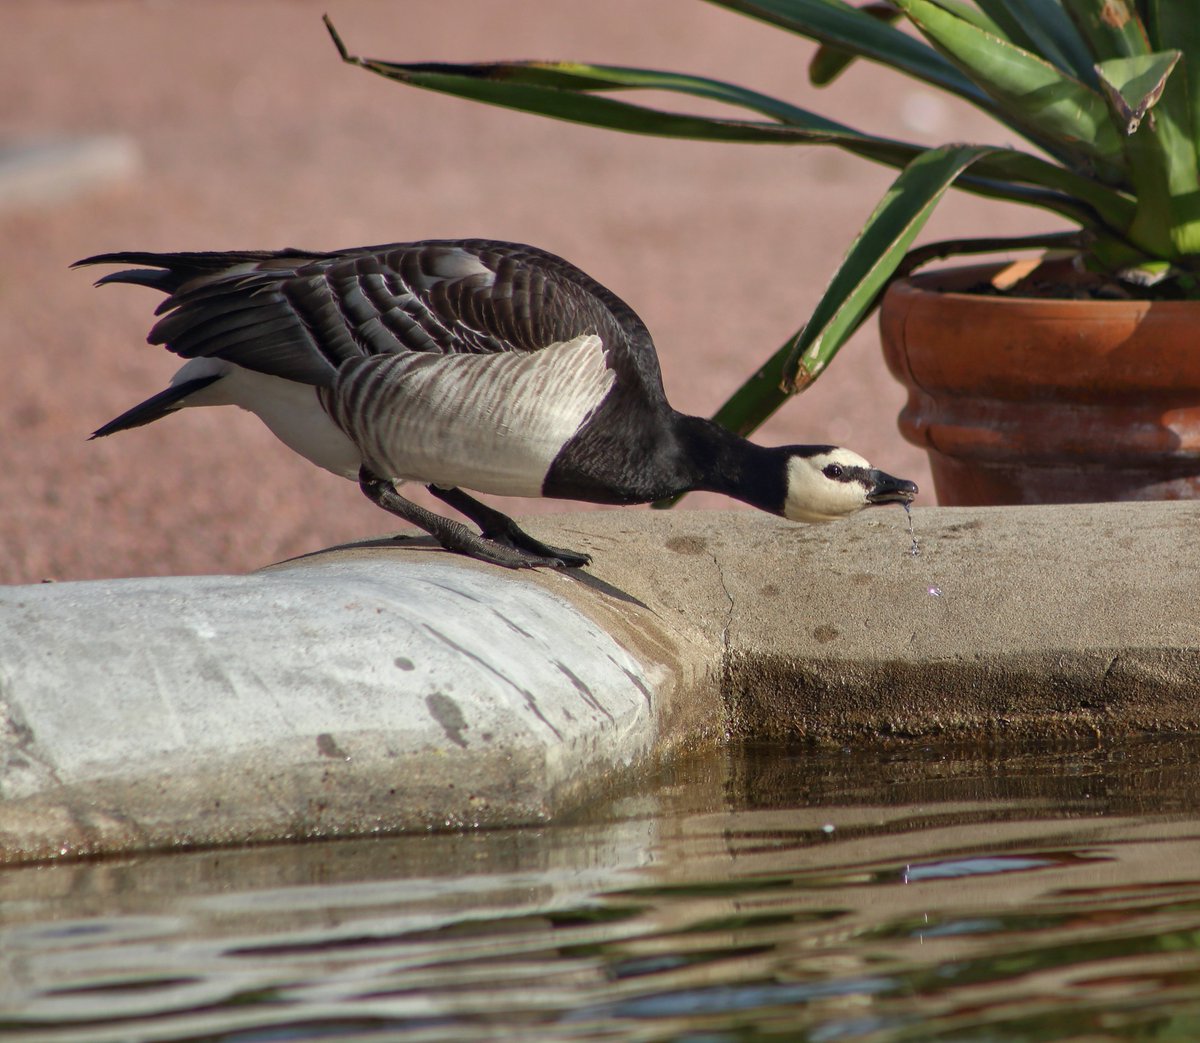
<box><xmin>903</xmin><ymin>502</ymin><xmax>920</xmax><ymax>558</ymax></box>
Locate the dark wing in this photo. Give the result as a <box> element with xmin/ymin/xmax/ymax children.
<box><xmin>75</xmin><ymin>239</ymin><xmax>665</xmax><ymax>397</ymax></box>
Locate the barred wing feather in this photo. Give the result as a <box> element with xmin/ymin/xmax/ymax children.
<box><xmin>111</xmin><ymin>240</ymin><xmax>656</xmax><ymax>387</ymax></box>
<box><xmin>325</xmin><ymin>333</ymin><xmax>616</xmax><ymax>497</ymax></box>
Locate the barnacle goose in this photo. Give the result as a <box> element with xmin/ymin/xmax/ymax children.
<box><xmin>77</xmin><ymin>239</ymin><xmax>917</xmax><ymax>568</ymax></box>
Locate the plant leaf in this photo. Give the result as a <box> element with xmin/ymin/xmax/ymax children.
<box><xmin>1095</xmin><ymin>52</ymin><xmax>1180</xmax><ymax>134</ymax></box>
<box><xmin>708</xmin><ymin>0</ymin><xmax>1077</xmax><ymax>151</ymax></box>
<box><xmin>1103</xmin><ymin>50</ymin><xmax>1200</xmax><ymax>259</ymax></box>
<box><xmin>323</xmin><ymin>18</ymin><xmax>1136</xmax><ymax>238</ymax></box>
<box><xmin>1059</xmin><ymin>0</ymin><xmax>1150</xmax><ymax>62</ymax></box>
<box><xmin>703</xmin><ymin>0</ymin><xmax>986</xmax><ymax>102</ymax></box>
<box><xmin>1145</xmin><ymin>1</ymin><xmax>1200</xmax><ymax>255</ymax></box>
<box><xmin>781</xmin><ymin>143</ymin><xmax>999</xmax><ymax>391</ymax></box>
<box><xmin>396</xmin><ymin>60</ymin><xmax>852</xmax><ymax>128</ymax></box>
<box><xmin>688</xmin><ymin>145</ymin><xmax>1003</xmax><ymax>444</ymax></box>
<box><xmin>1095</xmin><ymin>53</ymin><xmax>1180</xmax><ymax>258</ymax></box>
<box><xmin>808</xmin><ymin>3</ymin><xmax>901</xmax><ymax>86</ymax></box>
<box><xmin>973</xmin><ymin>0</ymin><xmax>1097</xmax><ymax>83</ymax></box>
<box><xmin>892</xmin><ymin>0</ymin><xmax>1126</xmax><ymax>178</ymax></box>
<box><xmin>323</xmin><ymin>18</ymin><xmax>918</xmax><ymax>158</ymax></box>
<box><xmin>1147</xmin><ymin>0</ymin><xmax>1200</xmax><ymax>144</ymax></box>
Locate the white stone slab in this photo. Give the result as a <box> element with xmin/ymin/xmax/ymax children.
<box><xmin>0</xmin><ymin>557</ymin><xmax>659</xmax><ymax>860</ymax></box>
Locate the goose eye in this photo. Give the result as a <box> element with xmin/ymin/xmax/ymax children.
<box><xmin>822</xmin><ymin>464</ymin><xmax>844</xmax><ymax>480</ymax></box>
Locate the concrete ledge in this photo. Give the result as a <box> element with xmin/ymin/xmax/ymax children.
<box><xmin>531</xmin><ymin>503</ymin><xmax>1200</xmax><ymax>741</ymax></box>
<box><xmin>2</xmin><ymin>502</ymin><xmax>1199</xmax><ymax>862</ymax></box>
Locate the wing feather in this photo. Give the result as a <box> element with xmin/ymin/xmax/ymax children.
<box><xmin>78</xmin><ymin>239</ymin><xmax>668</xmax><ymax>401</ymax></box>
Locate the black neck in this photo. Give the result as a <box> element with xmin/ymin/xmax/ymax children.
<box><xmin>671</xmin><ymin>413</ymin><xmax>788</xmax><ymax>515</ymax></box>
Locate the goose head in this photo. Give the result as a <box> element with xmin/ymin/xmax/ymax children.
<box><xmin>782</xmin><ymin>446</ymin><xmax>918</xmax><ymax>523</ymax></box>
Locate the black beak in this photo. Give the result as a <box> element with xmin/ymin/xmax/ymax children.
<box><xmin>866</xmin><ymin>469</ymin><xmax>918</xmax><ymax>506</ymax></box>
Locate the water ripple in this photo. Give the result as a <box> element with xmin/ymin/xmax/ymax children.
<box><xmin>3</xmin><ymin>739</ymin><xmax>1200</xmax><ymax>1041</ymax></box>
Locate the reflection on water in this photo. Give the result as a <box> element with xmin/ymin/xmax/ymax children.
<box><xmin>3</xmin><ymin>739</ymin><xmax>1200</xmax><ymax>1041</ymax></box>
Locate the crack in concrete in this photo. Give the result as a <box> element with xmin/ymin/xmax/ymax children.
<box><xmin>711</xmin><ymin>552</ymin><xmax>734</xmax><ymax>653</ymax></box>
<box><xmin>710</xmin><ymin>551</ymin><xmax>735</xmax><ymax>706</ymax></box>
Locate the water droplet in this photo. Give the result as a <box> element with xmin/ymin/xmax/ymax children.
<box><xmin>903</xmin><ymin>502</ymin><xmax>920</xmax><ymax>557</ymax></box>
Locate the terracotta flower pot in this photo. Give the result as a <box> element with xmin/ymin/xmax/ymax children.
<box><xmin>879</xmin><ymin>261</ymin><xmax>1200</xmax><ymax>505</ymax></box>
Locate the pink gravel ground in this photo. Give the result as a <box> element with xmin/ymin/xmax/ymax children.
<box><xmin>2</xmin><ymin>1</ymin><xmax>1056</xmax><ymax>583</ymax></box>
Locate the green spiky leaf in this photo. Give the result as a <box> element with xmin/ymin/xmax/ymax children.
<box><xmin>1096</xmin><ymin>52</ymin><xmax>1180</xmax><ymax>134</ymax></box>
<box><xmin>893</xmin><ymin>0</ymin><xmax>1126</xmax><ymax>176</ymax></box>
<box><xmin>808</xmin><ymin>3</ymin><xmax>901</xmax><ymax>86</ymax></box>
<box><xmin>782</xmin><ymin>143</ymin><xmax>1000</xmax><ymax>390</ymax></box>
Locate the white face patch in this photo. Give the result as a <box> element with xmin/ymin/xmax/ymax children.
<box><xmin>782</xmin><ymin>447</ymin><xmax>875</xmax><ymax>522</ymax></box>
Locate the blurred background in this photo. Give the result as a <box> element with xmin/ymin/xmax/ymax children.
<box><xmin>2</xmin><ymin>1</ymin><xmax>1048</xmax><ymax>583</ymax></box>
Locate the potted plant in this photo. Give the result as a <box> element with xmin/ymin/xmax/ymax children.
<box><xmin>323</xmin><ymin>3</ymin><xmax>1200</xmax><ymax>504</ymax></box>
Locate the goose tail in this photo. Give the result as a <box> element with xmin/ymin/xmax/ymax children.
<box><xmin>72</xmin><ymin>250</ymin><xmax>284</xmax><ymax>294</ymax></box>
<box><xmin>90</xmin><ymin>373</ymin><xmax>223</xmax><ymax>439</ymax></box>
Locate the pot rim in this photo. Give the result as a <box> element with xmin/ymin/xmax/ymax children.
<box><xmin>890</xmin><ymin>258</ymin><xmax>1200</xmax><ymax>312</ymax></box>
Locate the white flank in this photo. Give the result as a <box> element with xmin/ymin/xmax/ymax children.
<box><xmin>170</xmin><ymin>358</ymin><xmax>363</xmax><ymax>478</ymax></box>
<box><xmin>329</xmin><ymin>334</ymin><xmax>615</xmax><ymax>497</ymax></box>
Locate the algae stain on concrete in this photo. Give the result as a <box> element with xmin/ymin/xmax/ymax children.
<box><xmin>426</xmin><ymin>693</ymin><xmax>469</xmax><ymax>749</ymax></box>
<box><xmin>421</xmin><ymin>623</ymin><xmax>564</xmax><ymax>741</ymax></box>
<box><xmin>554</xmin><ymin>660</ymin><xmax>614</xmax><ymax>722</ymax></box>
<box><xmin>612</xmin><ymin>659</ymin><xmax>652</xmax><ymax>706</ymax></box>
<box><xmin>316</xmin><ymin>733</ymin><xmax>350</xmax><ymax>760</ymax></box>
